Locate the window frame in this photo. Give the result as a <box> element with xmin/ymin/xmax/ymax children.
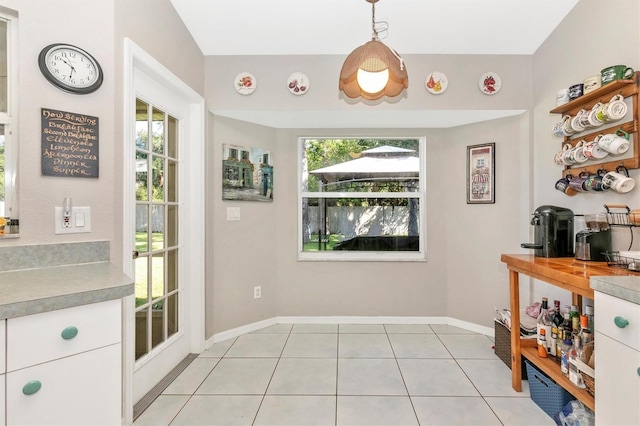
<box><xmin>0</xmin><ymin>9</ymin><xmax>18</xmax><ymax>228</ymax></box>
<box><xmin>297</xmin><ymin>136</ymin><xmax>427</xmax><ymax>262</ymax></box>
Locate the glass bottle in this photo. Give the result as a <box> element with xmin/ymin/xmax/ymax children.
<box><xmin>568</xmin><ymin>336</ymin><xmax>585</xmax><ymax>388</ymax></box>
<box><xmin>550</xmin><ymin>327</ymin><xmax>558</xmax><ymax>358</ymax></box>
<box><xmin>538</xmin><ymin>328</ymin><xmax>548</xmax><ymax>358</ymax></box>
<box><xmin>578</xmin><ymin>314</ymin><xmax>592</xmax><ymax>345</ymax></box>
<box><xmin>537</xmin><ymin>297</ymin><xmax>552</xmax><ymax>354</ymax></box>
<box><xmin>552</xmin><ymin>300</ymin><xmax>563</xmax><ymax>328</ymax></box>
<box><xmin>585</xmin><ymin>305</ymin><xmax>594</xmax><ymax>334</ymax></box>
<box><xmin>555</xmin><ymin>326</ymin><xmax>563</xmax><ymax>357</ymax></box>
<box><xmin>563</xmin><ymin>311</ymin><xmax>572</xmax><ymax>337</ymax></box>
<box><xmin>560</xmin><ymin>338</ymin><xmax>571</xmax><ymax>375</ymax></box>
<box><xmin>570</xmin><ymin>304</ymin><xmax>580</xmax><ymax>336</ymax></box>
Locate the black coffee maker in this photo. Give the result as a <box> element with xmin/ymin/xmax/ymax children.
<box><xmin>521</xmin><ymin>205</ymin><xmax>574</xmax><ymax>257</ymax></box>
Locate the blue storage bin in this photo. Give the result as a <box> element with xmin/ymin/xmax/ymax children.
<box><xmin>524</xmin><ymin>359</ymin><xmax>574</xmax><ymax>419</ymax></box>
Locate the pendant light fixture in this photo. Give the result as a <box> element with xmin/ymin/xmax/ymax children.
<box><xmin>339</xmin><ymin>0</ymin><xmax>408</xmax><ymax>101</ymax></box>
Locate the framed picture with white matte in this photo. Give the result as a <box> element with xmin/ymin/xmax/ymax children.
<box><xmin>467</xmin><ymin>143</ymin><xmax>495</xmax><ymax>204</ymax></box>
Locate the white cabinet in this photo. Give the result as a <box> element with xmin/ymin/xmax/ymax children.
<box><xmin>1</xmin><ymin>319</ymin><xmax>5</xmax><ymax>426</ymax></box>
<box><xmin>0</xmin><ymin>373</ymin><xmax>5</xmax><ymax>426</ymax></box>
<box><xmin>6</xmin><ymin>344</ymin><xmax>121</xmax><ymax>425</ymax></box>
<box><xmin>4</xmin><ymin>299</ymin><xmax>122</xmax><ymax>425</ymax></box>
<box><xmin>594</xmin><ymin>291</ymin><xmax>640</xmax><ymax>426</ymax></box>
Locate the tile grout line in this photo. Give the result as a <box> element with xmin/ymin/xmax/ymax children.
<box><xmin>251</xmin><ymin>326</ymin><xmax>294</xmax><ymax>426</ymax></box>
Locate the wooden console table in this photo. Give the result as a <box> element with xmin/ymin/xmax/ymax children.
<box><xmin>500</xmin><ymin>254</ymin><xmax>640</xmax><ymax>412</ymax></box>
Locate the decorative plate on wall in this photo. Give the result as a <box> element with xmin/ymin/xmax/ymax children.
<box><xmin>425</xmin><ymin>71</ymin><xmax>448</xmax><ymax>94</ymax></box>
<box><xmin>479</xmin><ymin>72</ymin><xmax>501</xmax><ymax>95</ymax></box>
<box><xmin>287</xmin><ymin>72</ymin><xmax>309</xmax><ymax>95</ymax></box>
<box><xmin>234</xmin><ymin>72</ymin><xmax>257</xmax><ymax>95</ymax></box>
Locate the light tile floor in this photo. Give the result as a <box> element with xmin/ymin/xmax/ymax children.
<box><xmin>134</xmin><ymin>324</ymin><xmax>555</xmax><ymax>426</ymax></box>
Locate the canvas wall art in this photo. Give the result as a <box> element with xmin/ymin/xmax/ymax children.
<box><xmin>222</xmin><ymin>143</ymin><xmax>273</xmax><ymax>201</ymax></box>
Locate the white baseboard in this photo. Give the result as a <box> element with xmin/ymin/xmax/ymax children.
<box><xmin>205</xmin><ymin>316</ymin><xmax>494</xmax><ymax>349</ymax></box>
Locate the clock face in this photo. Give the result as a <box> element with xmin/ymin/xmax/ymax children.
<box><xmin>38</xmin><ymin>44</ymin><xmax>103</xmax><ymax>94</ymax></box>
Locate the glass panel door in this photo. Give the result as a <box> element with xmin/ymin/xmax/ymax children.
<box><xmin>134</xmin><ymin>98</ymin><xmax>180</xmax><ymax>361</ymax></box>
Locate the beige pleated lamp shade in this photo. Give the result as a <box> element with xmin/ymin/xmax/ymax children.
<box><xmin>339</xmin><ymin>40</ymin><xmax>409</xmax><ymax>100</ymax></box>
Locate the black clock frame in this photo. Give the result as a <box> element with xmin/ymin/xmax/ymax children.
<box><xmin>38</xmin><ymin>43</ymin><xmax>103</xmax><ymax>95</ymax></box>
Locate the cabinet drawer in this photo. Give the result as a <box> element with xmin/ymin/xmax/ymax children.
<box><xmin>595</xmin><ymin>291</ymin><xmax>640</xmax><ymax>351</ymax></box>
<box><xmin>6</xmin><ymin>343</ymin><xmax>121</xmax><ymax>425</ymax></box>
<box><xmin>7</xmin><ymin>299</ymin><xmax>121</xmax><ymax>372</ymax></box>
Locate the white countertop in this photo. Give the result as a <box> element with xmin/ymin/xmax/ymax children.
<box><xmin>590</xmin><ymin>275</ymin><xmax>640</xmax><ymax>305</ymax></box>
<box><xmin>0</xmin><ymin>262</ymin><xmax>134</xmax><ymax>319</ymax></box>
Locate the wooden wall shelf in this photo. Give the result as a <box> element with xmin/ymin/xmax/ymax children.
<box><xmin>551</xmin><ymin>72</ymin><xmax>640</xmax><ymax>179</ymax></box>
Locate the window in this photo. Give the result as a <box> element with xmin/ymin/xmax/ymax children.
<box><xmin>0</xmin><ymin>10</ymin><xmax>17</xmax><ymax>233</ymax></box>
<box><xmin>298</xmin><ymin>138</ymin><xmax>426</xmax><ymax>261</ymax></box>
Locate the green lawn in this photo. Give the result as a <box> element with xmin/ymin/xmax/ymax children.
<box><xmin>302</xmin><ymin>234</ymin><xmax>341</xmax><ymax>251</ymax></box>
<box><xmin>135</xmin><ymin>232</ymin><xmax>166</xmax><ymax>307</ymax></box>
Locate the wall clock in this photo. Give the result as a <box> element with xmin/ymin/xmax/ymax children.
<box><xmin>38</xmin><ymin>43</ymin><xmax>103</xmax><ymax>94</ymax></box>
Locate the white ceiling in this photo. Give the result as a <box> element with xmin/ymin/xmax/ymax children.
<box><xmin>170</xmin><ymin>0</ymin><xmax>578</xmax><ymax>128</ymax></box>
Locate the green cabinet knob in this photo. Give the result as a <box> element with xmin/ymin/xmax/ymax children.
<box><xmin>637</xmin><ymin>367</ymin><xmax>640</xmax><ymax>377</ymax></box>
<box><xmin>61</xmin><ymin>326</ymin><xmax>78</xmax><ymax>340</ymax></box>
<box><xmin>614</xmin><ymin>316</ymin><xmax>630</xmax><ymax>328</ymax></box>
<box><xmin>22</xmin><ymin>380</ymin><xmax>42</xmax><ymax>395</ymax></box>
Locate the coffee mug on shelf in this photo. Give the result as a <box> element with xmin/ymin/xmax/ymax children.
<box><xmin>583</xmin><ymin>139</ymin><xmax>609</xmax><ymax>160</ymax></box>
<box><xmin>568</xmin><ymin>83</ymin><xmax>584</xmax><ymax>100</ymax></box>
<box><xmin>602</xmin><ymin>165</ymin><xmax>636</xmax><ymax>193</ymax></box>
<box><xmin>587</xmin><ymin>103</ymin><xmax>606</xmax><ymax>127</ymax></box>
<box><xmin>571</xmin><ymin>109</ymin><xmax>588</xmax><ymax>133</ymax></box>
<box><xmin>597</xmin><ymin>129</ymin><xmax>630</xmax><ymax>155</ymax></box>
<box><xmin>569</xmin><ymin>141</ymin><xmax>589</xmax><ymax>164</ymax></box>
<box><xmin>562</xmin><ymin>114</ymin><xmax>575</xmax><ymax>136</ymax></box>
<box><xmin>555</xmin><ymin>175</ymin><xmax>578</xmax><ymax>196</ymax></box>
<box><xmin>605</xmin><ymin>94</ymin><xmax>628</xmax><ymax>121</ymax></box>
<box><xmin>554</xmin><ymin>144</ymin><xmax>572</xmax><ymax>165</ymax></box>
<box><xmin>556</xmin><ymin>88</ymin><xmax>570</xmax><ymax>106</ymax></box>
<box><xmin>583</xmin><ymin>75</ymin><xmax>602</xmax><ymax>94</ymax></box>
<box><xmin>601</xmin><ymin>65</ymin><xmax>635</xmax><ymax>85</ymax></box>
<box><xmin>569</xmin><ymin>171</ymin><xmax>590</xmax><ymax>192</ymax></box>
<box><xmin>583</xmin><ymin>169</ymin><xmax>609</xmax><ymax>192</ymax></box>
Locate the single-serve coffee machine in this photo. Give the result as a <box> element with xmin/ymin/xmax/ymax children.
<box><xmin>521</xmin><ymin>205</ymin><xmax>574</xmax><ymax>257</ymax></box>
<box><xmin>575</xmin><ymin>214</ymin><xmax>612</xmax><ymax>261</ymax></box>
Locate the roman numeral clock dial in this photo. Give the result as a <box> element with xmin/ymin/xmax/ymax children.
<box><xmin>38</xmin><ymin>43</ymin><xmax>103</xmax><ymax>94</ymax></box>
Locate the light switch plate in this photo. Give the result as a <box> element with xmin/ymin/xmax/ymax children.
<box><xmin>227</xmin><ymin>207</ymin><xmax>240</xmax><ymax>221</ymax></box>
<box><xmin>55</xmin><ymin>206</ymin><xmax>91</xmax><ymax>234</ymax></box>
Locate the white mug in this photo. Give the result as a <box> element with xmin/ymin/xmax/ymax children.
<box><xmin>605</xmin><ymin>94</ymin><xmax>627</xmax><ymax>121</ymax></box>
<box><xmin>556</xmin><ymin>88</ymin><xmax>570</xmax><ymax>106</ymax></box>
<box><xmin>583</xmin><ymin>75</ymin><xmax>602</xmax><ymax>94</ymax></box>
<box><xmin>597</xmin><ymin>129</ymin><xmax>630</xmax><ymax>155</ymax></box>
<box><xmin>554</xmin><ymin>144</ymin><xmax>572</xmax><ymax>165</ymax></box>
<box><xmin>587</xmin><ymin>103</ymin><xmax>606</xmax><ymax>127</ymax></box>
<box><xmin>570</xmin><ymin>110</ymin><xmax>588</xmax><ymax>133</ymax></box>
<box><xmin>583</xmin><ymin>139</ymin><xmax>609</xmax><ymax>160</ymax></box>
<box><xmin>602</xmin><ymin>166</ymin><xmax>636</xmax><ymax>193</ymax></box>
<box><xmin>569</xmin><ymin>141</ymin><xmax>589</xmax><ymax>164</ymax></box>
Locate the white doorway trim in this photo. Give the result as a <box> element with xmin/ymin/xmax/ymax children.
<box><xmin>122</xmin><ymin>38</ymin><xmax>205</xmax><ymax>425</ymax></box>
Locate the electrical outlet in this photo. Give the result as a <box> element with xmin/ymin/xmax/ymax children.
<box><xmin>55</xmin><ymin>206</ymin><xmax>92</xmax><ymax>234</ymax></box>
<box><xmin>253</xmin><ymin>286</ymin><xmax>262</xmax><ymax>299</ymax></box>
<box><xmin>227</xmin><ymin>207</ymin><xmax>241</xmax><ymax>221</ymax></box>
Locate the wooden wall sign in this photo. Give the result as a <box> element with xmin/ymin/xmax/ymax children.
<box><xmin>41</xmin><ymin>108</ymin><xmax>99</xmax><ymax>178</ymax></box>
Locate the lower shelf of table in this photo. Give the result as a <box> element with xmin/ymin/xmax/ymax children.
<box><xmin>521</xmin><ymin>345</ymin><xmax>595</xmax><ymax>411</ymax></box>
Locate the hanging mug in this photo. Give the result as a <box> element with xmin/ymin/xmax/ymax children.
<box><xmin>569</xmin><ymin>171</ymin><xmax>590</xmax><ymax>193</ymax></box>
<box><xmin>583</xmin><ymin>169</ymin><xmax>609</xmax><ymax>192</ymax></box>
<box><xmin>554</xmin><ymin>143</ymin><xmax>572</xmax><ymax>165</ymax></box>
<box><xmin>605</xmin><ymin>94</ymin><xmax>628</xmax><ymax>121</ymax></box>
<box><xmin>555</xmin><ymin>175</ymin><xmax>578</xmax><ymax>196</ymax></box>
<box><xmin>571</xmin><ymin>110</ymin><xmax>588</xmax><ymax>133</ymax></box>
<box><xmin>561</xmin><ymin>115</ymin><xmax>575</xmax><ymax>136</ymax></box>
<box><xmin>602</xmin><ymin>165</ymin><xmax>636</xmax><ymax>193</ymax></box>
<box><xmin>587</xmin><ymin>103</ymin><xmax>606</xmax><ymax>127</ymax></box>
<box><xmin>597</xmin><ymin>129</ymin><xmax>630</xmax><ymax>155</ymax></box>
<box><xmin>583</xmin><ymin>139</ymin><xmax>609</xmax><ymax>160</ymax></box>
<box><xmin>569</xmin><ymin>141</ymin><xmax>589</xmax><ymax>164</ymax></box>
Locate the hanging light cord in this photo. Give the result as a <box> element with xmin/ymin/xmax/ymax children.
<box><xmin>368</xmin><ymin>0</ymin><xmax>404</xmax><ymax>70</ymax></box>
